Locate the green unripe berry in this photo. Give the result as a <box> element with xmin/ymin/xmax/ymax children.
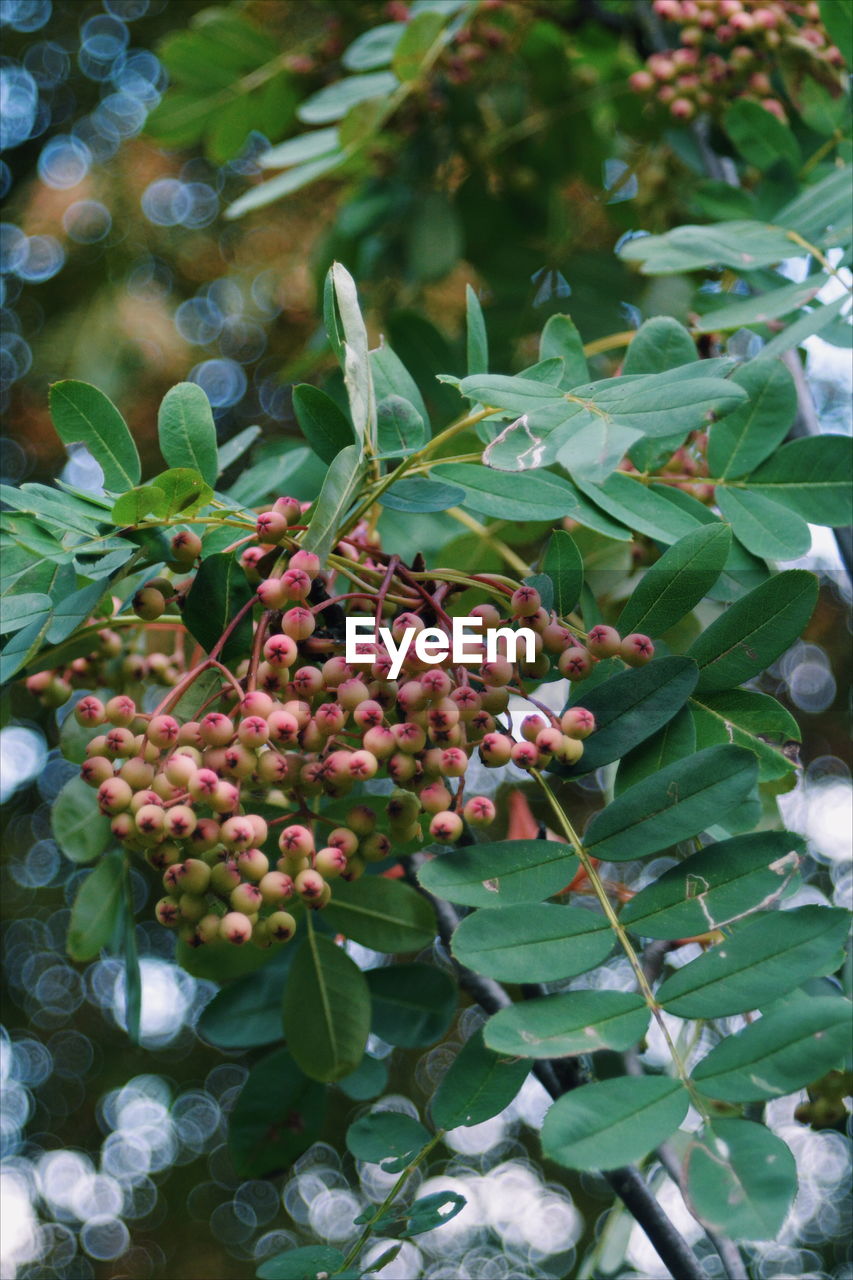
<box><xmin>133</xmin><ymin>586</ymin><xmax>166</xmax><ymax>621</ymax></box>
<box><xmin>429</xmin><ymin>811</ymin><xmax>464</xmax><ymax>843</ymax></box>
<box><xmin>267</xmin><ymin>910</ymin><xmax>297</xmax><ymax>943</ymax></box>
<box><xmin>258</xmin><ymin>871</ymin><xmax>295</xmax><ymax>906</ymax></box>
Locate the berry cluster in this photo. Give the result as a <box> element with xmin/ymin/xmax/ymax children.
<box><xmin>631</xmin><ymin>0</ymin><xmax>844</xmax><ymax>122</ymax></box>
<box><xmin>48</xmin><ymin>496</ymin><xmax>655</xmax><ymax>951</ymax></box>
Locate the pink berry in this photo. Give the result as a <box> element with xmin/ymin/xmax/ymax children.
<box><xmin>621</xmin><ymin>634</ymin><xmax>655</xmax><ymax>666</ymax></box>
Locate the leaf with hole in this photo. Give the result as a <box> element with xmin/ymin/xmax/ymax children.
<box><xmin>346</xmin><ymin>1109</ymin><xmax>431</xmax><ymax>1171</ymax></box>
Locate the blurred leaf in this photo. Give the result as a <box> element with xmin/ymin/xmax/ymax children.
<box><xmin>292</xmin><ymin>384</ymin><xmax>356</xmax><ymax>464</ymax></box>
<box><xmin>621</xmin><ymin>830</ymin><xmax>805</xmax><ymax>941</ymax></box>
<box><xmin>366</xmin><ymin>963</ymin><xmax>457</xmax><ymax>1047</ymax></box>
<box><xmin>541</xmin><ymin>1076</ymin><xmax>689</xmax><ymax>1171</ymax></box>
<box><xmin>343</xmin><ymin>21</ymin><xmax>405</xmax><ymax>71</ymax></box>
<box><xmin>145</xmin><ymin>92</ymin><xmax>215</xmax><ymax>147</ymax></box>
<box><xmin>760</xmin><ymin>293</ymin><xmax>849</xmax><ymax>358</ymax></box>
<box><xmin>585</xmin><ymin>745</ymin><xmax>758</xmax><ymax>862</ymax></box>
<box><xmin>685</xmin><ymin>1120</ymin><xmax>797</xmax><ymax>1240</ymax></box>
<box><xmin>282</xmin><ymin>927</ymin><xmax>370</xmax><ymax>1082</ymax></box>
<box><xmin>371</xmin><ymin>1191</ymin><xmax>466</xmax><ymax>1238</ymax></box>
<box><xmin>543</xmin><ymin>529</ymin><xmax>583</xmax><ymax>616</ymax></box>
<box><xmin>820</xmin><ymin>0</ymin><xmax>853</xmax><ymax>64</ymax></box>
<box><xmin>226</xmin><ymin>152</ymin><xmax>346</xmax><ymax>218</ymax></box>
<box><xmin>466</xmin><ymin>283</ymin><xmax>488</xmax><ymax>376</ymax></box>
<box><xmin>256</xmin><ymin>1247</ymin><xmax>344</xmax><ymax>1280</ymax></box>
<box><xmin>431</xmin><ymin>1029</ymin><xmax>530</xmax><ymax>1129</ymax></box>
<box><xmin>302</xmin><ymin>444</ymin><xmax>366</xmax><ymax>562</ymax></box>
<box><xmin>259</xmin><ymin>127</ymin><xmax>340</xmax><ymax>169</ymax></box>
<box><xmin>49</xmin><ymin>381</ymin><xmax>140</xmax><ymax>491</ymax></box>
<box><xmin>418</xmin><ymin>839</ymin><xmax>578</xmax><ymax>907</ymax></box>
<box><xmin>337</xmin><ymin>1053</ymin><xmax>388</xmax><ymax>1101</ymax></box>
<box><xmin>658</xmin><ymin>906</ymin><xmax>850</xmax><ymax>1017</ymax></box>
<box><xmin>618</xmin><ymin>221</ymin><xmax>797</xmax><ymax>274</ymax></box>
<box><xmin>322</xmin><ymin>877</ymin><xmax>437</xmax><ymax>953</ymax></box>
<box><xmin>725</xmin><ymin>100</ymin><xmax>800</xmax><ymax>171</ymax></box>
<box><xmin>618</xmin><ymin>524</ymin><xmax>732</xmax><ymax>636</ymax></box>
<box><xmin>688</xmin><ymin>570</ymin><xmax>818</xmax><ymax>692</ymax></box>
<box><xmin>217</xmin><ymin>425</ymin><xmax>261</xmax><ymax>474</ymax></box>
<box><xmin>0</xmin><ymin>592</ymin><xmax>52</xmax><ymax>634</ymax></box>
<box><xmin>393</xmin><ymin>10</ymin><xmax>447</xmax><ymax>80</ymax></box>
<box><xmin>229</xmin><ymin>1048</ymin><xmax>325</xmax><ymax>1177</ymax></box>
<box><xmin>485</xmin><ymin>990</ymin><xmax>649</xmax><ymax>1059</ymax></box>
<box><xmin>346</xmin><ymin>1110</ymin><xmax>431</xmax><ymax>1171</ymax></box>
<box><xmin>407</xmin><ymin>192</ymin><xmax>463</xmax><ymax>281</ymax></box>
<box><xmin>695</xmin><ymin>278</ymin><xmax>821</xmax><ymax>334</ymax></box>
<box><xmin>52</xmin><ymin>776</ymin><xmax>112</xmax><ymax>865</ymax></box>
<box><xmin>775</xmin><ymin>163</ymin><xmax>853</xmax><ymax>244</ymax></box>
<box><xmin>452</xmin><ymin>904</ymin><xmax>612</xmax><ymax>983</ymax></box>
<box><xmin>298</xmin><ymin>71</ymin><xmax>398</xmax><ymax>125</ymax></box>
<box><xmin>182</xmin><ymin>552</ymin><xmax>253</xmax><ymax>663</ymax></box>
<box><xmin>67</xmin><ymin>851</ymin><xmax>125</xmax><ymax>962</ymax></box>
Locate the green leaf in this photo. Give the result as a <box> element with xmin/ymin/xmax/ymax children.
<box><xmin>541</xmin><ymin>1076</ymin><xmax>689</xmax><ymax>1172</ymax></box>
<box><xmin>370</xmin><ymin>342</ymin><xmax>430</xmax><ymax>429</ymax></box>
<box><xmin>573</xmin><ymin>471</ymin><xmax>708</xmax><ymax>544</ymax></box>
<box><xmin>690</xmin><ymin>689</ymin><xmax>801</xmax><ymax>780</ymax></box>
<box><xmin>257</xmin><ymin>1247</ymin><xmax>345</xmax><ymax>1280</ymax></box>
<box><xmin>615</xmin><ymin>706</ymin><xmax>696</xmax><ymax>796</ymax></box>
<box><xmin>553</xmin><ymin>657</ymin><xmax>700</xmax><ymax>779</ymax></box>
<box><xmin>145</xmin><ymin>91</ymin><xmax>215</xmax><ymax>148</ymax></box>
<box><xmin>542</xmin><ymin>529</ymin><xmax>583</xmax><ymax>617</ymax></box>
<box><xmin>46</xmin><ymin>579</ymin><xmax>109</xmax><ymax>645</ymax></box>
<box><xmin>302</xmin><ymin>444</ymin><xmax>366</xmax><ymax>564</ymax></box>
<box><xmin>376</xmin><ymin>395</ymin><xmax>426</xmax><ymax>456</ymax></box>
<box><xmin>418</xmin><ymin>839</ymin><xmax>577</xmax><ymax>908</ymax></box>
<box><xmin>392</xmin><ymin>10</ymin><xmax>447</xmax><ymax>80</ymax></box>
<box><xmin>571</xmin><ymin>368</ymin><xmax>748</xmax><ymax>438</ymax></box>
<box><xmin>259</xmin><ymin>127</ymin><xmax>340</xmax><ymax>169</ymax></box>
<box><xmin>696</xmin><ymin>278</ymin><xmax>822</xmax><ymax>335</ymax></box>
<box><xmin>148</xmin><ymin>467</ymin><xmax>213</xmax><ymax>517</ymax></box>
<box><xmin>380</xmin><ymin>476</ymin><xmax>465</xmax><ymax>512</ymax></box>
<box><xmin>618</xmin><ymin>221</ymin><xmax>797</xmax><ymax>274</ymax></box>
<box><xmin>658</xmin><ymin>906</ymin><xmax>851</xmax><ymax>1017</ymax></box>
<box><xmin>322</xmin><ymin>877</ymin><xmax>436</xmax><ymax>953</ymax></box>
<box><xmin>484</xmin><ymin>990</ymin><xmax>649</xmax><ymax>1060</ymax></box>
<box><xmin>433</xmin><ymin>463</ymin><xmax>584</xmax><ymax>521</ymax></box>
<box><xmin>346</xmin><ymin>1110</ymin><xmax>431</xmax><ymax>1171</ymax></box>
<box><xmin>741</xmin><ymin>435</ymin><xmax>853</xmax><ymax>525</ymax></box>
<box><xmin>0</xmin><ymin>613</ymin><xmax>54</xmax><ymax>684</ymax></box>
<box><xmin>67</xmin><ymin>851</ymin><xmax>125</xmax><ymax>961</ymax></box>
<box><xmin>585</xmin><ymin>745</ymin><xmax>759</xmax><ymax>862</ymax></box>
<box><xmin>122</xmin><ymin>870</ymin><xmax>141</xmax><ymax>1045</ymax></box>
<box><xmin>229</xmin><ymin>1048</ymin><xmax>325</xmax><ymax>1177</ymax></box>
<box><xmin>298</xmin><ymin>71</ymin><xmax>398</xmax><ymax>125</ymax></box>
<box><xmin>693</xmin><ymin>995</ymin><xmax>853</xmax><ymax>1102</ymax></box>
<box><xmin>157</xmin><ymin>382</ymin><xmax>218</xmax><ymax>486</ymax></box>
<box><xmin>820</xmin><ymin>0</ymin><xmax>853</xmax><ymax>65</ymax></box>
<box><xmin>725</xmin><ymin>99</ymin><xmax>801</xmax><ymax>172</ymax></box>
<box><xmin>182</xmin><ymin>551</ymin><xmax>253</xmax><ymax>664</ymax></box>
<box><xmin>431</xmin><ymin>1029</ymin><xmax>530</xmax><ymax>1129</ymax></box>
<box><xmin>0</xmin><ymin>592</ymin><xmax>52</xmax><ymax>635</ymax></box>
<box><xmin>199</xmin><ymin>949</ymin><xmax>293</xmax><ymax>1049</ymax></box>
<box><xmin>466</xmin><ymin>283</ymin><xmax>488</xmax><ymax>376</ymax></box>
<box><xmin>708</xmin><ymin>359</ymin><xmax>797</xmax><ymax>479</ymax></box>
<box><xmin>775</xmin><ymin>163</ymin><xmax>853</xmax><ymax>245</ymax></box>
<box><xmin>225</xmin><ymin>151</ymin><xmax>347</xmax><ymax>218</ymax></box>
<box><xmin>452</xmin><ymin>904</ymin><xmax>612</xmax><ymax>983</ymax></box>
<box><xmin>110</xmin><ymin>485</ymin><xmax>167</xmax><ymax>525</ymax></box>
<box><xmin>338</xmin><ymin>1053</ymin><xmax>388</xmax><ymax>1101</ymax></box>
<box><xmin>684</xmin><ymin>1119</ymin><xmax>797</xmax><ymax>1241</ymax></box>
<box><xmin>282</xmin><ymin>926</ymin><xmax>370</xmax><ymax>1082</ymax></box>
<box><xmin>217</xmin><ymin>424</ymin><xmax>261</xmax><ymax>474</ymax></box>
<box><xmin>760</xmin><ymin>292</ymin><xmax>850</xmax><ymax>358</ymax></box>
<box><xmin>343</xmin><ymin>22</ymin><xmax>404</xmax><ymax>71</ymax></box>
<box><xmin>539</xmin><ymin>314</ymin><xmax>588</xmax><ymax>387</ymax></box>
<box><xmin>617</xmin><ymin>524</ymin><xmax>732</xmax><ymax>637</ymax></box>
<box><xmin>557</xmin><ymin>417</ymin><xmax>643</xmax><ymax>485</ymax></box>
<box><xmin>688</xmin><ymin>570</ymin><xmax>819</xmax><ymax>693</ymax></box>
<box><xmin>621</xmin><ymin>830</ymin><xmax>805</xmax><ymax>941</ymax></box>
<box><xmin>0</xmin><ymin>482</ymin><xmax>106</xmax><ymax>536</ymax></box>
<box><xmin>52</xmin><ymin>776</ymin><xmax>112</xmax><ymax>865</ymax></box>
<box><xmin>371</xmin><ymin>1191</ymin><xmax>466</xmax><ymax>1239</ymax></box>
<box><xmin>292</xmin><ymin>384</ymin><xmax>355</xmax><ymax>464</ymax></box>
<box><xmin>623</xmin><ymin>317</ymin><xmax>697</xmax><ymax>374</ymax></box>
<box><xmin>49</xmin><ymin>381</ymin><xmax>140</xmax><ymax>491</ymax></box>
<box><xmin>407</xmin><ymin>191</ymin><xmax>463</xmax><ymax>282</ymax></box>
<box><xmin>366</xmin><ymin>963</ymin><xmax>456</xmax><ymax>1047</ymax></box>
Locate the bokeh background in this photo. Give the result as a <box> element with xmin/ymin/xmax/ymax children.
<box><xmin>1</xmin><ymin>1</ymin><xmax>851</xmax><ymax>1277</ymax></box>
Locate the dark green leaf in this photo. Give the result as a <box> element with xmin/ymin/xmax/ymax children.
<box><xmin>707</xmin><ymin>359</ymin><xmax>797</xmax><ymax>479</ymax></box>
<box><xmin>584</xmin><ymin>745</ymin><xmax>759</xmax><ymax>862</ymax></box>
<box><xmin>466</xmin><ymin>283</ymin><xmax>488</xmax><ymax>376</ymax></box>
<box><xmin>621</xmin><ymin>830</ymin><xmax>805</xmax><ymax>941</ymax></box>
<box><xmin>418</xmin><ymin>840</ymin><xmax>577</xmax><ymax>908</ymax></box>
<box><xmin>572</xmin><ymin>471</ymin><xmax>707</xmax><ymax>544</ymax></box>
<box><xmin>321</xmin><ymin>877</ymin><xmax>436</xmax><ymax>953</ymax></box>
<box><xmin>684</xmin><ymin>1119</ymin><xmax>797</xmax><ymax>1240</ymax></box>
<box><xmin>229</xmin><ymin>1049</ymin><xmax>325</xmax><ymax>1178</ymax></box>
<box><xmin>452</xmin><ymin>904</ymin><xmax>612</xmax><ymax>983</ymax></box>
<box><xmin>337</xmin><ymin>1053</ymin><xmax>388</xmax><ymax>1101</ymax></box>
<box><xmin>541</xmin><ymin>1076</ymin><xmax>689</xmax><ymax>1171</ymax></box>
<box><xmin>380</xmin><ymin>476</ymin><xmax>465</xmax><ymax>512</ymax></box>
<box><xmin>658</xmin><ymin>906</ymin><xmax>851</xmax><ymax>1017</ymax></box>
<box><xmin>741</xmin><ymin>435</ymin><xmax>853</xmax><ymax>525</ymax></box>
<box><xmin>725</xmin><ymin>99</ymin><xmax>801</xmax><ymax>171</ymax></box>
<box><xmin>372</xmin><ymin>1191</ymin><xmax>466</xmax><ymax>1239</ymax></box>
<box><xmin>775</xmin><ymin>163</ymin><xmax>853</xmax><ymax>245</ymax></box>
<box><xmin>292</xmin><ymin>384</ymin><xmax>355</xmax><ymax>464</ymax></box>
<box><xmin>688</xmin><ymin>570</ymin><xmax>819</xmax><ymax>693</ymax></box>
<box><xmin>182</xmin><ymin>552</ymin><xmax>253</xmax><ymax>663</ymax></box>
<box><xmin>542</xmin><ymin>529</ymin><xmax>583</xmax><ymax>616</ymax></box>
<box><xmin>615</xmin><ymin>706</ymin><xmax>696</xmax><ymax>796</ymax></box>
<box><xmin>617</xmin><ymin>524</ymin><xmax>732</xmax><ymax>636</ymax></box>
<box><xmin>691</xmin><ymin>688</ymin><xmax>802</xmax><ymax>780</ymax></box>
<box><xmin>67</xmin><ymin>851</ymin><xmax>125</xmax><ymax>961</ymax></box>
<box><xmin>282</xmin><ymin>926</ymin><xmax>370</xmax><ymax>1081</ymax></box>
<box><xmin>431</xmin><ymin>1029</ymin><xmax>530</xmax><ymax>1129</ymax></box>
<box><xmin>52</xmin><ymin>776</ymin><xmax>112</xmax><ymax>865</ymax></box>
<box><xmin>199</xmin><ymin>948</ymin><xmax>293</xmax><ymax>1049</ymax></box>
<box><xmin>485</xmin><ymin>990</ymin><xmax>649</xmax><ymax>1059</ymax></box>
<box><xmin>553</xmin><ymin>657</ymin><xmax>700</xmax><ymax>780</ymax></box>
<box><xmin>623</xmin><ymin>317</ymin><xmax>697</xmax><ymax>374</ymax></box>
<box><xmin>346</xmin><ymin>1110</ymin><xmax>431</xmax><ymax>1171</ymax></box>
<box><xmin>302</xmin><ymin>444</ymin><xmax>366</xmax><ymax>563</ymax></box>
<box><xmin>256</xmin><ymin>1247</ymin><xmax>345</xmax><ymax>1280</ymax></box>
<box><xmin>377</xmin><ymin>395</ymin><xmax>426</xmax><ymax>456</ymax></box>
<box><xmin>48</xmin><ymin>381</ymin><xmax>140</xmax><ymax>491</ymax></box>
<box><xmin>157</xmin><ymin>382</ymin><xmax>218</xmax><ymax>485</ymax></box>
<box><xmin>366</xmin><ymin>963</ymin><xmax>457</xmax><ymax>1047</ymax></box>
<box><xmin>342</xmin><ymin>22</ymin><xmax>404</xmax><ymax>71</ymax></box>
<box><xmin>692</xmin><ymin>995</ymin><xmax>853</xmax><ymax>1101</ymax></box>
<box><xmin>820</xmin><ymin>0</ymin><xmax>852</xmax><ymax>65</ymax></box>
<box><xmin>717</xmin><ymin>487</ymin><xmax>811</xmax><ymax>560</ymax></box>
